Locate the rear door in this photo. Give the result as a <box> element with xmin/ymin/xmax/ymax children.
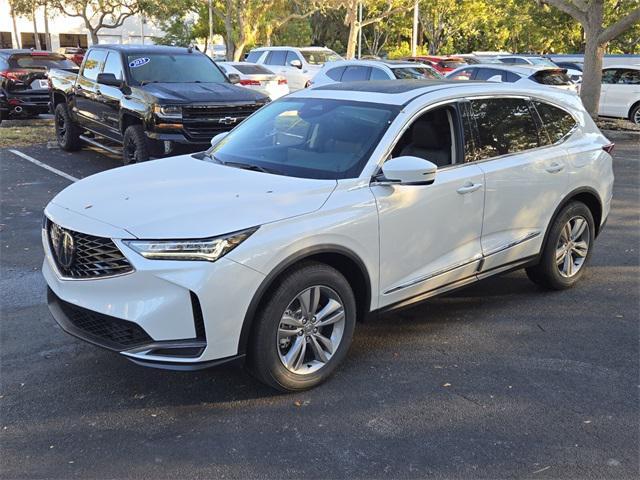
<box><xmin>469</xmin><ymin>97</ymin><xmax>568</xmax><ymax>272</ymax></box>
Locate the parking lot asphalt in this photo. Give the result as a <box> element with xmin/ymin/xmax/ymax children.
<box><xmin>1</xmin><ymin>137</ymin><xmax>638</xmax><ymax>479</ymax></box>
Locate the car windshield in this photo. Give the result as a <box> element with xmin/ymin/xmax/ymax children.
<box><xmin>392</xmin><ymin>66</ymin><xmax>442</xmax><ymax>80</ymax></box>
<box><xmin>126</xmin><ymin>53</ymin><xmax>226</xmax><ymax>84</ymax></box>
<box><xmin>529</xmin><ymin>57</ymin><xmax>557</xmax><ymax>67</ymax></box>
<box><xmin>207</xmin><ymin>98</ymin><xmax>399</xmax><ymax>180</ymax></box>
<box><xmin>300</xmin><ymin>50</ymin><xmax>342</xmax><ymax>65</ymax></box>
<box><xmin>442</xmin><ymin>59</ymin><xmax>466</xmax><ymax>68</ymax></box>
<box><xmin>10</xmin><ymin>54</ymin><xmax>77</xmax><ymax>70</ymax></box>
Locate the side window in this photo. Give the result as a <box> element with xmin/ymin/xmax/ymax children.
<box><xmin>533</xmin><ymin>101</ymin><xmax>577</xmax><ymax>144</ymax></box>
<box><xmin>505</xmin><ymin>71</ymin><xmax>520</xmax><ymax>82</ymax></box>
<box><xmin>102</xmin><ymin>52</ymin><xmax>124</xmax><ymax>80</ymax></box>
<box><xmin>265</xmin><ymin>50</ymin><xmax>287</xmax><ymax>66</ymax></box>
<box><xmin>470</xmin><ymin>98</ymin><xmax>540</xmax><ymax>159</ymax></box>
<box><xmin>619</xmin><ymin>69</ymin><xmax>640</xmax><ymax>85</ymax></box>
<box><xmin>245</xmin><ymin>50</ymin><xmax>263</xmax><ymax>63</ymax></box>
<box><xmin>82</xmin><ymin>49</ymin><xmax>107</xmax><ymax>81</ymax></box>
<box><xmin>499</xmin><ymin>57</ymin><xmax>516</xmax><ymax>64</ymax></box>
<box><xmin>601</xmin><ymin>69</ymin><xmax>619</xmax><ymax>84</ymax></box>
<box><xmin>449</xmin><ymin>68</ymin><xmax>475</xmax><ymax>81</ymax></box>
<box><xmin>285</xmin><ymin>50</ymin><xmax>300</xmax><ymax>66</ymax></box>
<box><xmin>326</xmin><ymin>66</ymin><xmax>346</xmax><ymax>81</ymax></box>
<box><xmin>370</xmin><ymin>67</ymin><xmax>389</xmax><ymax>80</ymax></box>
<box><xmin>475</xmin><ymin>68</ymin><xmax>505</xmax><ymax>82</ymax></box>
<box><xmin>341</xmin><ymin>66</ymin><xmax>370</xmax><ymax>82</ymax></box>
<box><xmin>461</xmin><ymin>101</ymin><xmax>479</xmax><ymax>163</ymax></box>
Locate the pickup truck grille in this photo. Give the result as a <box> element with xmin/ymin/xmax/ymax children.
<box><xmin>182</xmin><ymin>103</ymin><xmax>261</xmax><ymax>142</ymax></box>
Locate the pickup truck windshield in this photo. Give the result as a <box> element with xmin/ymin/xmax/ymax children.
<box><xmin>208</xmin><ymin>98</ymin><xmax>399</xmax><ymax>180</ymax></box>
<box><xmin>126</xmin><ymin>53</ymin><xmax>226</xmax><ymax>84</ymax></box>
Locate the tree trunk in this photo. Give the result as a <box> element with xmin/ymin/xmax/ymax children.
<box><xmin>44</xmin><ymin>4</ymin><xmax>51</xmax><ymax>50</ymax></box>
<box><xmin>224</xmin><ymin>0</ymin><xmax>234</xmax><ymax>61</ymax></box>
<box><xmin>233</xmin><ymin>42</ymin><xmax>246</xmax><ymax>61</ymax></box>
<box><xmin>89</xmin><ymin>28</ymin><xmax>99</xmax><ymax>45</ymax></box>
<box><xmin>580</xmin><ymin>27</ymin><xmax>605</xmax><ymax>118</ymax></box>
<box><xmin>10</xmin><ymin>4</ymin><xmax>21</xmax><ymax>48</ymax></box>
<box><xmin>33</xmin><ymin>7</ymin><xmax>41</xmax><ymax>50</ymax></box>
<box><xmin>345</xmin><ymin>1</ymin><xmax>358</xmax><ymax>59</ymax></box>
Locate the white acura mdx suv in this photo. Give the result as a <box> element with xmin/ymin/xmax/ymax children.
<box><xmin>43</xmin><ymin>80</ymin><xmax>614</xmax><ymax>391</ymax></box>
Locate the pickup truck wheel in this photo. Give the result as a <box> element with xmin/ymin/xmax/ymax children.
<box><xmin>122</xmin><ymin>125</ymin><xmax>150</xmax><ymax>165</ymax></box>
<box><xmin>54</xmin><ymin>103</ymin><xmax>81</xmax><ymax>151</ymax></box>
<box><xmin>248</xmin><ymin>261</ymin><xmax>357</xmax><ymax>392</ymax></box>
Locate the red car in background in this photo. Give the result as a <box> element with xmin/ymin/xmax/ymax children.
<box><xmin>58</xmin><ymin>47</ymin><xmax>85</xmax><ymax>66</ymax></box>
<box><xmin>403</xmin><ymin>55</ymin><xmax>468</xmax><ymax>74</ymax></box>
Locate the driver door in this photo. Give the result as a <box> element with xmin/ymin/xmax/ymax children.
<box><xmin>371</xmin><ymin>102</ymin><xmax>485</xmax><ymax>309</ymax></box>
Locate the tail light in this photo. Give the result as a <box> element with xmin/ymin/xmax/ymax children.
<box><xmin>277</xmin><ymin>78</ymin><xmax>287</xmax><ymax>85</ymax></box>
<box><xmin>0</xmin><ymin>70</ymin><xmax>29</xmax><ymax>82</ymax></box>
<box><xmin>602</xmin><ymin>143</ymin><xmax>615</xmax><ymax>154</ymax></box>
<box><xmin>239</xmin><ymin>79</ymin><xmax>260</xmax><ymax>86</ymax></box>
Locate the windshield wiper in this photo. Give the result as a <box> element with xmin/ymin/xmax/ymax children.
<box><xmin>225</xmin><ymin>161</ymin><xmax>277</xmax><ymax>175</ymax></box>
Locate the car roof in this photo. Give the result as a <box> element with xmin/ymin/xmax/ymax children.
<box><xmin>603</xmin><ymin>64</ymin><xmax>640</xmax><ymax>70</ymax></box>
<box><xmin>91</xmin><ymin>44</ymin><xmax>197</xmax><ymax>55</ymax></box>
<box><xmin>0</xmin><ymin>49</ymin><xmax>65</xmax><ymax>57</ymax></box>
<box><xmin>322</xmin><ymin>59</ymin><xmax>430</xmax><ymax>69</ymax></box>
<box><xmin>452</xmin><ymin>63</ymin><xmax>560</xmax><ymax>75</ymax></box>
<box><xmin>251</xmin><ymin>46</ymin><xmax>333</xmax><ymax>52</ymax></box>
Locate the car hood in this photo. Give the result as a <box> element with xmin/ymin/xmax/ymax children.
<box><xmin>50</xmin><ymin>155</ymin><xmax>337</xmax><ymax>239</ymax></box>
<box><xmin>140</xmin><ymin>82</ymin><xmax>266</xmax><ymax>103</ymax></box>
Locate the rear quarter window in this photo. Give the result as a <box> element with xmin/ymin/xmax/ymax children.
<box><xmin>326</xmin><ymin>66</ymin><xmax>346</xmax><ymax>81</ymax></box>
<box><xmin>533</xmin><ymin>101</ymin><xmax>577</xmax><ymax>144</ymax></box>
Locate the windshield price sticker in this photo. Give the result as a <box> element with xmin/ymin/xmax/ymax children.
<box><xmin>129</xmin><ymin>58</ymin><xmax>150</xmax><ymax>68</ymax></box>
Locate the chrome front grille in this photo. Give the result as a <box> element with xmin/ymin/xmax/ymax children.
<box><xmin>182</xmin><ymin>103</ymin><xmax>261</xmax><ymax>141</ymax></box>
<box><xmin>46</xmin><ymin>219</ymin><xmax>133</xmax><ymax>279</ymax></box>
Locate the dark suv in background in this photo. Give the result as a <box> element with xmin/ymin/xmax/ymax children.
<box><xmin>49</xmin><ymin>45</ymin><xmax>269</xmax><ymax>164</ymax></box>
<box><xmin>0</xmin><ymin>50</ymin><xmax>77</xmax><ymax>124</ymax></box>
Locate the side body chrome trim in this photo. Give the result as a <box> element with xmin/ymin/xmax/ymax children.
<box><xmin>483</xmin><ymin>231</ymin><xmax>541</xmax><ymax>257</ymax></box>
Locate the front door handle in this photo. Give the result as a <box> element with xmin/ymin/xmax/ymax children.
<box><xmin>457</xmin><ymin>182</ymin><xmax>482</xmax><ymax>194</ymax></box>
<box><xmin>546</xmin><ymin>162</ymin><xmax>565</xmax><ymax>174</ymax></box>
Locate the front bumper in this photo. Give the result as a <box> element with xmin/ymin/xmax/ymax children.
<box><xmin>42</xmin><ymin>208</ymin><xmax>266</xmax><ymax>368</ymax></box>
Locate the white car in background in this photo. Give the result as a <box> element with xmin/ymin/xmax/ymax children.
<box><xmin>497</xmin><ymin>55</ymin><xmax>582</xmax><ymax>82</ymax></box>
<box><xmin>245</xmin><ymin>46</ymin><xmax>342</xmax><ymax>91</ymax></box>
<box><xmin>43</xmin><ymin>80</ymin><xmax>613</xmax><ymax>391</ymax></box>
<box><xmin>310</xmin><ymin>59</ymin><xmax>442</xmax><ymax>87</ymax></box>
<box><xmin>599</xmin><ymin>64</ymin><xmax>640</xmax><ymax>124</ymax></box>
<box><xmin>218</xmin><ymin>62</ymin><xmax>289</xmax><ymax>100</ymax></box>
<box><xmin>447</xmin><ymin>64</ymin><xmax>579</xmax><ymax>94</ymax></box>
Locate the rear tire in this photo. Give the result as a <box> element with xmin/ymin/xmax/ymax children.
<box><xmin>122</xmin><ymin>124</ymin><xmax>151</xmax><ymax>165</ymax></box>
<box><xmin>54</xmin><ymin>103</ymin><xmax>81</xmax><ymax>151</ymax></box>
<box><xmin>629</xmin><ymin>103</ymin><xmax>640</xmax><ymax>125</ymax></box>
<box><xmin>526</xmin><ymin>201</ymin><xmax>595</xmax><ymax>290</ymax></box>
<box><xmin>248</xmin><ymin>262</ymin><xmax>357</xmax><ymax>392</ymax></box>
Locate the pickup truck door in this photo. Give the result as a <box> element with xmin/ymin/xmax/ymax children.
<box><xmin>93</xmin><ymin>51</ymin><xmax>126</xmax><ymax>140</ymax></box>
<box><xmin>74</xmin><ymin>49</ymin><xmax>107</xmax><ymax>129</ymax></box>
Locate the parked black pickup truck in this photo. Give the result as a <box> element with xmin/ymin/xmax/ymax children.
<box><xmin>49</xmin><ymin>44</ymin><xmax>269</xmax><ymax>164</ymax></box>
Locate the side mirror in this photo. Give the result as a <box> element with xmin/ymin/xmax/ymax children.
<box><xmin>379</xmin><ymin>156</ymin><xmax>437</xmax><ymax>185</ymax></box>
<box><xmin>96</xmin><ymin>72</ymin><xmax>123</xmax><ymax>88</ymax></box>
<box><xmin>289</xmin><ymin>59</ymin><xmax>302</xmax><ymax>69</ymax></box>
<box><xmin>228</xmin><ymin>73</ymin><xmax>241</xmax><ymax>84</ymax></box>
<box><xmin>486</xmin><ymin>74</ymin><xmax>503</xmax><ymax>82</ymax></box>
<box><xmin>210</xmin><ymin>131</ymin><xmax>229</xmax><ymax>148</ymax></box>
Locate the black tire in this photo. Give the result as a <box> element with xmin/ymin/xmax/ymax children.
<box><xmin>122</xmin><ymin>124</ymin><xmax>151</xmax><ymax>165</ymax></box>
<box><xmin>54</xmin><ymin>103</ymin><xmax>82</xmax><ymax>151</ymax></box>
<box><xmin>526</xmin><ymin>201</ymin><xmax>595</xmax><ymax>290</ymax></box>
<box><xmin>629</xmin><ymin>103</ymin><xmax>640</xmax><ymax>125</ymax></box>
<box><xmin>248</xmin><ymin>261</ymin><xmax>357</xmax><ymax>392</ymax></box>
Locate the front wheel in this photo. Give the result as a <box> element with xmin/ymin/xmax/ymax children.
<box><xmin>630</xmin><ymin>103</ymin><xmax>640</xmax><ymax>125</ymax></box>
<box><xmin>248</xmin><ymin>262</ymin><xmax>357</xmax><ymax>391</ymax></box>
<box><xmin>122</xmin><ymin>124</ymin><xmax>151</xmax><ymax>165</ymax></box>
<box><xmin>526</xmin><ymin>201</ymin><xmax>595</xmax><ymax>290</ymax></box>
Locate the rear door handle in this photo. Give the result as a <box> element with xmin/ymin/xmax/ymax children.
<box><xmin>457</xmin><ymin>182</ymin><xmax>482</xmax><ymax>194</ymax></box>
<box><xmin>546</xmin><ymin>163</ymin><xmax>565</xmax><ymax>174</ymax></box>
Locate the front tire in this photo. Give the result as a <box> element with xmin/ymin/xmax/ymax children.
<box><xmin>526</xmin><ymin>201</ymin><xmax>595</xmax><ymax>290</ymax></box>
<box><xmin>54</xmin><ymin>103</ymin><xmax>81</xmax><ymax>151</ymax></box>
<box><xmin>248</xmin><ymin>262</ymin><xmax>357</xmax><ymax>392</ymax></box>
<box><xmin>630</xmin><ymin>103</ymin><xmax>640</xmax><ymax>125</ymax></box>
<box><xmin>122</xmin><ymin>124</ymin><xmax>151</xmax><ymax>165</ymax></box>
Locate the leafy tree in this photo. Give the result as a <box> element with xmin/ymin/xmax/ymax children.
<box><xmin>540</xmin><ymin>0</ymin><xmax>640</xmax><ymax>117</ymax></box>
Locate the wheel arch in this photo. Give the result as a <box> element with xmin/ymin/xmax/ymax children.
<box><xmin>51</xmin><ymin>91</ymin><xmax>67</xmax><ymax>109</ymax></box>
<box><xmin>540</xmin><ymin>187</ymin><xmax>604</xmax><ymax>257</ymax></box>
<box><xmin>237</xmin><ymin>245</ymin><xmax>372</xmax><ymax>355</ymax></box>
<box><xmin>628</xmin><ymin>100</ymin><xmax>640</xmax><ymax>122</ymax></box>
<box><xmin>120</xmin><ymin>111</ymin><xmax>143</xmax><ymax>134</ymax></box>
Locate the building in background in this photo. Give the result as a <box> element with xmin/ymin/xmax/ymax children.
<box><xmin>0</xmin><ymin>1</ymin><xmax>165</xmax><ymax>50</ymax></box>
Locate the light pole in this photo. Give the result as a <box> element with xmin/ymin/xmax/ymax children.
<box><xmin>209</xmin><ymin>0</ymin><xmax>214</xmax><ymax>56</ymax></box>
<box><xmin>411</xmin><ymin>0</ymin><xmax>419</xmax><ymax>57</ymax></box>
<box><xmin>357</xmin><ymin>1</ymin><xmax>362</xmax><ymax>59</ymax></box>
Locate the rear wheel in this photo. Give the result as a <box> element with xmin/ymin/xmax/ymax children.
<box><xmin>122</xmin><ymin>124</ymin><xmax>151</xmax><ymax>165</ymax></box>
<box><xmin>629</xmin><ymin>103</ymin><xmax>640</xmax><ymax>125</ymax></box>
<box><xmin>526</xmin><ymin>201</ymin><xmax>594</xmax><ymax>290</ymax></box>
<box><xmin>54</xmin><ymin>103</ymin><xmax>81</xmax><ymax>151</ymax></box>
<box><xmin>248</xmin><ymin>262</ymin><xmax>357</xmax><ymax>391</ymax></box>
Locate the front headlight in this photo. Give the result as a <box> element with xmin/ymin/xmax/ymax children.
<box><xmin>123</xmin><ymin>228</ymin><xmax>257</xmax><ymax>262</ymax></box>
<box><xmin>153</xmin><ymin>104</ymin><xmax>182</xmax><ymax>120</ymax></box>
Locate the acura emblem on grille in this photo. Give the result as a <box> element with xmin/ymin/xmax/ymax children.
<box><xmin>218</xmin><ymin>116</ymin><xmax>238</xmax><ymax>125</ymax></box>
<box><xmin>55</xmin><ymin>230</ymin><xmax>75</xmax><ymax>269</ymax></box>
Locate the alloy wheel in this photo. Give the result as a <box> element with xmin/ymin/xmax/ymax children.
<box><xmin>634</xmin><ymin>108</ymin><xmax>640</xmax><ymax>125</ymax></box>
<box><xmin>556</xmin><ymin>215</ymin><xmax>590</xmax><ymax>278</ymax></box>
<box><xmin>277</xmin><ymin>285</ymin><xmax>345</xmax><ymax>375</ymax></box>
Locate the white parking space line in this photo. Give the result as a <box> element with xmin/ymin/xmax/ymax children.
<box><xmin>9</xmin><ymin>149</ymin><xmax>79</xmax><ymax>183</ymax></box>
